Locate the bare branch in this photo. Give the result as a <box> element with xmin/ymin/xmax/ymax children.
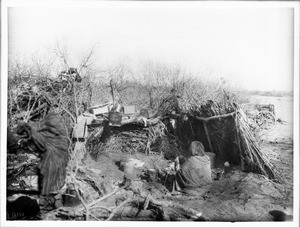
<box><xmin>52</xmin><ymin>41</ymin><xmax>70</xmax><ymax>68</ymax></box>
<box><xmin>78</xmin><ymin>45</ymin><xmax>96</xmax><ymax>73</ymax></box>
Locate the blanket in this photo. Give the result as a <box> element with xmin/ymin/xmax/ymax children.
<box><xmin>17</xmin><ymin>113</ymin><xmax>69</xmax><ymax>195</ymax></box>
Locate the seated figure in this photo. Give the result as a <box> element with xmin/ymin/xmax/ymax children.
<box><xmin>174</xmin><ymin>141</ymin><xmax>212</xmax><ymax>191</ymax></box>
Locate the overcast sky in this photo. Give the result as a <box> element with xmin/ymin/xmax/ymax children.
<box><xmin>8</xmin><ymin>2</ymin><xmax>294</xmax><ymax>91</ymax></box>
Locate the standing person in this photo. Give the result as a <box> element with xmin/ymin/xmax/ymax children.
<box><xmin>156</xmin><ymin>88</ymin><xmax>181</xmax><ymax>134</ymax></box>
<box><xmin>156</xmin><ymin>88</ymin><xmax>181</xmax><ymax>117</ymax></box>
<box><xmin>173</xmin><ymin>141</ymin><xmax>212</xmax><ymax>192</ymax></box>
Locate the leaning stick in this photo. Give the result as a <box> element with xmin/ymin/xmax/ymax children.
<box><xmin>78</xmin><ymin>183</ymin><xmax>129</xmax><ymax>212</ymax></box>
<box><xmin>106</xmin><ymin>197</ymin><xmax>133</xmax><ymax>221</ymax></box>
<box><xmin>203</xmin><ymin>122</ymin><xmax>214</xmax><ymax>153</ymax></box>
<box><xmin>195</xmin><ymin>111</ymin><xmax>235</xmax><ymax>122</ymax></box>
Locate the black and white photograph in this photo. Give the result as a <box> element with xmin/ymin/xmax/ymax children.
<box><xmin>1</xmin><ymin>0</ymin><xmax>299</xmax><ymax>226</ymax></box>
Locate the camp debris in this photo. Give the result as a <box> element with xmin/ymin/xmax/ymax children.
<box><xmin>246</xmin><ymin>103</ymin><xmax>276</xmax><ymax>129</ymax></box>
<box><xmin>89</xmin><ymin>102</ymin><xmax>146</xmax><ymax>126</ymax></box>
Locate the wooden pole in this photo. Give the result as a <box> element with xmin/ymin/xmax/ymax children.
<box><xmin>110</xmin><ymin>79</ymin><xmax>115</xmax><ymax>103</ymax></box>
<box><xmin>234</xmin><ymin>110</ymin><xmax>244</xmax><ymax>170</ymax></box>
<box><xmin>195</xmin><ymin>111</ymin><xmax>235</xmax><ymax>122</ymax></box>
<box><xmin>203</xmin><ymin>121</ymin><xmax>213</xmax><ymax>153</ymax></box>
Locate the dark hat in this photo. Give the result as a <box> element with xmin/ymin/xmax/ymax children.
<box><xmin>68</xmin><ymin>68</ymin><xmax>78</xmax><ymax>74</ymax></box>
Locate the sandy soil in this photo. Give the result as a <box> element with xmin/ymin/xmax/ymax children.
<box><xmin>254</xmin><ymin>95</ymin><xmax>294</xmax><ymax>205</ymax></box>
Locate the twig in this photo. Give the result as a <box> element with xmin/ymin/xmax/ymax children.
<box><xmin>89</xmin><ymin>206</ymin><xmax>113</xmax><ymax>212</ymax></box>
<box><xmin>89</xmin><ymin>214</ymin><xmax>100</xmax><ymax>221</ymax></box>
<box><xmin>73</xmin><ymin>83</ymin><xmax>79</xmax><ymax>120</ymax></box>
<box><xmin>24</xmin><ymin>93</ymin><xmax>35</xmax><ymax>122</ymax></box>
<box><xmin>70</xmin><ymin>171</ymin><xmax>90</xmax><ymax>220</ymax></box>
<box><xmin>78</xmin><ymin>47</ymin><xmax>95</xmax><ymax>73</ymax></box>
<box><xmin>143</xmin><ymin>194</ymin><xmax>151</xmax><ymax>210</ymax></box>
<box><xmin>61</xmin><ymin>107</ymin><xmax>76</xmax><ymax>123</ymax></box>
<box><xmin>106</xmin><ymin>197</ymin><xmax>132</xmax><ymax>221</ymax></box>
<box><xmin>78</xmin><ymin>183</ymin><xmax>128</xmax><ymax>212</ymax></box>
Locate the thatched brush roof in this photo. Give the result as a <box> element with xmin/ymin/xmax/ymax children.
<box><xmin>172</xmin><ymin>100</ymin><xmax>286</xmax><ymax>183</ymax></box>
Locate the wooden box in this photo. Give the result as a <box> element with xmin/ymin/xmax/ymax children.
<box><xmin>140</xmin><ymin>109</ymin><xmax>149</xmax><ymax>118</ymax></box>
<box><xmin>72</xmin><ymin>116</ymin><xmax>87</xmax><ymax>139</ymax></box>
<box><xmin>93</xmin><ymin>106</ymin><xmax>110</xmax><ymax>115</ymax></box>
<box><xmin>109</xmin><ymin>112</ymin><xmax>122</xmax><ymax>127</ymax></box>
<box><xmin>124</xmin><ymin>106</ymin><xmax>136</xmax><ymax>115</ymax></box>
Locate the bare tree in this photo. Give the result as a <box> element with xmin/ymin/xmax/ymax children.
<box><xmin>101</xmin><ymin>61</ymin><xmax>132</xmax><ymax>103</ymax></box>
<box><xmin>136</xmin><ymin>60</ymin><xmax>195</xmax><ymax>109</ymax></box>
<box><xmin>52</xmin><ymin>41</ymin><xmax>70</xmax><ymax>69</ymax></box>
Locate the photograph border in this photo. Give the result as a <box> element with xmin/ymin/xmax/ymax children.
<box><xmin>1</xmin><ymin>1</ymin><xmax>299</xmax><ymax>227</ymax></box>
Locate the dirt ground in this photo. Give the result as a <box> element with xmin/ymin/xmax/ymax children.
<box><xmin>253</xmin><ymin>95</ymin><xmax>293</xmax><ymax>192</ymax></box>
